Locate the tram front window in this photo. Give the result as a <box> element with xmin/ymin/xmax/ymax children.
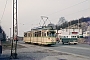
<box><xmin>47</xmin><ymin>31</ymin><xmax>56</xmax><ymax>37</ymax></box>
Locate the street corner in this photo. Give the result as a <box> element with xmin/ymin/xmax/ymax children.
<box><xmin>41</xmin><ymin>55</ymin><xmax>90</xmax><ymax>60</ymax></box>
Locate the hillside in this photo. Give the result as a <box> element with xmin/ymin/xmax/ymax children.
<box><xmin>57</xmin><ymin>17</ymin><xmax>90</xmax><ymax>32</ymax></box>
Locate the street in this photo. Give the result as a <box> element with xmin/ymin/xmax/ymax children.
<box><xmin>1</xmin><ymin>40</ymin><xmax>90</xmax><ymax>60</ymax></box>
<box><xmin>47</xmin><ymin>42</ymin><xmax>90</xmax><ymax>58</ymax></box>
<box><xmin>18</xmin><ymin>41</ymin><xmax>90</xmax><ymax>58</ymax></box>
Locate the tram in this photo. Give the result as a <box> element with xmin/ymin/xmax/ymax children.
<box><xmin>23</xmin><ymin>27</ymin><xmax>56</xmax><ymax>45</ymax></box>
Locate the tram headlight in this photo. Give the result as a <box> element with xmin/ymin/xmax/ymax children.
<box><xmin>48</xmin><ymin>37</ymin><xmax>50</xmax><ymax>39</ymax></box>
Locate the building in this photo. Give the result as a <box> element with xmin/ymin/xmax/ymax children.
<box><xmin>55</xmin><ymin>29</ymin><xmax>83</xmax><ymax>40</ymax></box>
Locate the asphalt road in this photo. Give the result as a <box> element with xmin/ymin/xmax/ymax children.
<box><xmin>18</xmin><ymin>41</ymin><xmax>90</xmax><ymax>58</ymax></box>
<box><xmin>47</xmin><ymin>42</ymin><xmax>90</xmax><ymax>58</ymax></box>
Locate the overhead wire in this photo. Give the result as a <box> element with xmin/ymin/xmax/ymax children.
<box><xmin>40</xmin><ymin>0</ymin><xmax>89</xmax><ymax>25</ymax></box>
<box><xmin>47</xmin><ymin>0</ymin><xmax>88</xmax><ymax>16</ymax></box>
<box><xmin>38</xmin><ymin>0</ymin><xmax>89</xmax><ymax>26</ymax></box>
<box><xmin>52</xmin><ymin>7</ymin><xmax>90</xmax><ymax>22</ymax></box>
<box><xmin>46</xmin><ymin>0</ymin><xmax>89</xmax><ymax>24</ymax></box>
<box><xmin>63</xmin><ymin>8</ymin><xmax>90</xmax><ymax>17</ymax></box>
<box><xmin>0</xmin><ymin>0</ymin><xmax>8</xmax><ymax>25</ymax></box>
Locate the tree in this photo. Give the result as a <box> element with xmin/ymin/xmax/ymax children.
<box><xmin>0</xmin><ymin>26</ymin><xmax>6</xmax><ymax>41</ymax></box>
<box><xmin>57</xmin><ymin>17</ymin><xmax>90</xmax><ymax>30</ymax></box>
<box><xmin>57</xmin><ymin>17</ymin><xmax>67</xmax><ymax>26</ymax></box>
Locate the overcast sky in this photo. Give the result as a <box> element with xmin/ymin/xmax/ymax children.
<box><xmin>0</xmin><ymin>0</ymin><xmax>90</xmax><ymax>37</ymax></box>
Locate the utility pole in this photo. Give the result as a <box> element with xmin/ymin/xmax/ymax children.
<box><xmin>68</xmin><ymin>21</ymin><xmax>70</xmax><ymax>35</ymax></box>
<box><xmin>78</xmin><ymin>19</ymin><xmax>80</xmax><ymax>32</ymax></box>
<box><xmin>10</xmin><ymin>0</ymin><xmax>18</xmax><ymax>59</ymax></box>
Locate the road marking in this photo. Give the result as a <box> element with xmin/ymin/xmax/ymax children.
<box><xmin>61</xmin><ymin>46</ymin><xmax>90</xmax><ymax>50</ymax></box>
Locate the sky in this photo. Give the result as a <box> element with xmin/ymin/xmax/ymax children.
<box><xmin>0</xmin><ymin>0</ymin><xmax>90</xmax><ymax>37</ymax></box>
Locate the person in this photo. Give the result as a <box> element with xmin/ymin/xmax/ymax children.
<box><xmin>56</xmin><ymin>37</ymin><xmax>60</xmax><ymax>43</ymax></box>
<box><xmin>0</xmin><ymin>27</ymin><xmax>2</xmax><ymax>55</ymax></box>
<box><xmin>0</xmin><ymin>40</ymin><xmax>2</xmax><ymax>55</ymax></box>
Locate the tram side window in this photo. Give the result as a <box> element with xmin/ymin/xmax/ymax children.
<box><xmin>42</xmin><ymin>32</ymin><xmax>46</xmax><ymax>37</ymax></box>
<box><xmin>30</xmin><ymin>34</ymin><xmax>32</xmax><ymax>37</ymax></box>
<box><xmin>28</xmin><ymin>33</ymin><xmax>30</xmax><ymax>37</ymax></box>
<box><xmin>44</xmin><ymin>33</ymin><xmax>46</xmax><ymax>37</ymax></box>
<box><xmin>24</xmin><ymin>33</ymin><xmax>27</xmax><ymax>37</ymax></box>
<box><xmin>47</xmin><ymin>32</ymin><xmax>49</xmax><ymax>36</ymax></box>
<box><xmin>33</xmin><ymin>32</ymin><xmax>35</xmax><ymax>37</ymax></box>
<box><xmin>42</xmin><ymin>32</ymin><xmax>44</xmax><ymax>37</ymax></box>
<box><xmin>38</xmin><ymin>31</ymin><xmax>41</xmax><ymax>37</ymax></box>
<box><xmin>35</xmin><ymin>32</ymin><xmax>38</xmax><ymax>37</ymax></box>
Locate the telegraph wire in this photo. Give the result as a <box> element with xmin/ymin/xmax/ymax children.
<box><xmin>47</xmin><ymin>0</ymin><xmax>88</xmax><ymax>16</ymax></box>
<box><xmin>63</xmin><ymin>7</ymin><xmax>90</xmax><ymax>17</ymax></box>
<box><xmin>51</xmin><ymin>7</ymin><xmax>90</xmax><ymax>23</ymax></box>
<box><xmin>0</xmin><ymin>0</ymin><xmax>8</xmax><ymax>25</ymax></box>
<box><xmin>41</xmin><ymin>0</ymin><xmax>89</xmax><ymax>25</ymax></box>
